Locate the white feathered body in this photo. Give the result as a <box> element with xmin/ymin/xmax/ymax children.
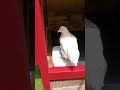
<box><xmin>59</xmin><ymin>33</ymin><xmax>80</xmax><ymax>66</ymax></box>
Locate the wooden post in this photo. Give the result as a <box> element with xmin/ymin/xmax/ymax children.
<box><xmin>47</xmin><ymin>29</ymin><xmax>53</xmax><ymax>68</ymax></box>
<box><xmin>41</xmin><ymin>0</ymin><xmax>53</xmax><ymax>68</ymax></box>
<box><xmin>35</xmin><ymin>0</ymin><xmax>50</xmax><ymax>89</ymax></box>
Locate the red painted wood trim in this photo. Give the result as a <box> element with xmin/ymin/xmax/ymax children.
<box><xmin>48</xmin><ymin>66</ymin><xmax>85</xmax><ymax>80</ymax></box>
<box><xmin>35</xmin><ymin>0</ymin><xmax>50</xmax><ymax>89</ymax></box>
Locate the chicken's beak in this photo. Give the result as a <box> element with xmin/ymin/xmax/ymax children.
<box><xmin>57</xmin><ymin>29</ymin><xmax>60</xmax><ymax>33</ymax></box>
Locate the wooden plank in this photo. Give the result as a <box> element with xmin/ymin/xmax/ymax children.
<box><xmin>48</xmin><ymin>66</ymin><xmax>85</xmax><ymax>80</ymax></box>
<box><xmin>48</xmin><ymin>16</ymin><xmax>68</xmax><ymax>21</ymax></box>
<box><xmin>48</xmin><ymin>11</ymin><xmax>84</xmax><ymax>16</ymax></box>
<box><xmin>55</xmin><ymin>11</ymin><xmax>84</xmax><ymax>16</ymax></box>
<box><xmin>46</xmin><ymin>28</ymin><xmax>53</xmax><ymax>68</ymax></box>
<box><xmin>47</xmin><ymin>0</ymin><xmax>84</xmax><ymax>12</ymax></box>
<box><xmin>35</xmin><ymin>0</ymin><xmax>50</xmax><ymax>90</ymax></box>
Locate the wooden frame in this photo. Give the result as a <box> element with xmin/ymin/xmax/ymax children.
<box><xmin>35</xmin><ymin>0</ymin><xmax>85</xmax><ymax>89</ymax></box>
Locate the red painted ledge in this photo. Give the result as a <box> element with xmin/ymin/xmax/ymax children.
<box><xmin>48</xmin><ymin>65</ymin><xmax>85</xmax><ymax>80</ymax></box>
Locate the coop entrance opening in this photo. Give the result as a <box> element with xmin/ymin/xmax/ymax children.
<box><xmin>41</xmin><ymin>0</ymin><xmax>85</xmax><ymax>68</ymax></box>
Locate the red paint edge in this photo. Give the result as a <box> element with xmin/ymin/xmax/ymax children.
<box><xmin>48</xmin><ymin>66</ymin><xmax>85</xmax><ymax>80</ymax></box>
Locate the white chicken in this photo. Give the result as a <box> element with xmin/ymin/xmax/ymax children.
<box><xmin>57</xmin><ymin>26</ymin><xmax>80</xmax><ymax>66</ymax></box>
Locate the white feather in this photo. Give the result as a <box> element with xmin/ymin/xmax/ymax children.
<box><xmin>52</xmin><ymin>46</ymin><xmax>74</xmax><ymax>67</ymax></box>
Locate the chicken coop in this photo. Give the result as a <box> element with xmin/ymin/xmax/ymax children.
<box><xmin>35</xmin><ymin>0</ymin><xmax>85</xmax><ymax>90</ymax></box>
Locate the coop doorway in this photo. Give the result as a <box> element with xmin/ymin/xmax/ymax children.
<box><xmin>40</xmin><ymin>0</ymin><xmax>85</xmax><ymax>68</ymax></box>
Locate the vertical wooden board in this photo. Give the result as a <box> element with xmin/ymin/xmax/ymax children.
<box><xmin>47</xmin><ymin>29</ymin><xmax>53</xmax><ymax>68</ymax></box>
<box><xmin>35</xmin><ymin>0</ymin><xmax>50</xmax><ymax>89</ymax></box>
